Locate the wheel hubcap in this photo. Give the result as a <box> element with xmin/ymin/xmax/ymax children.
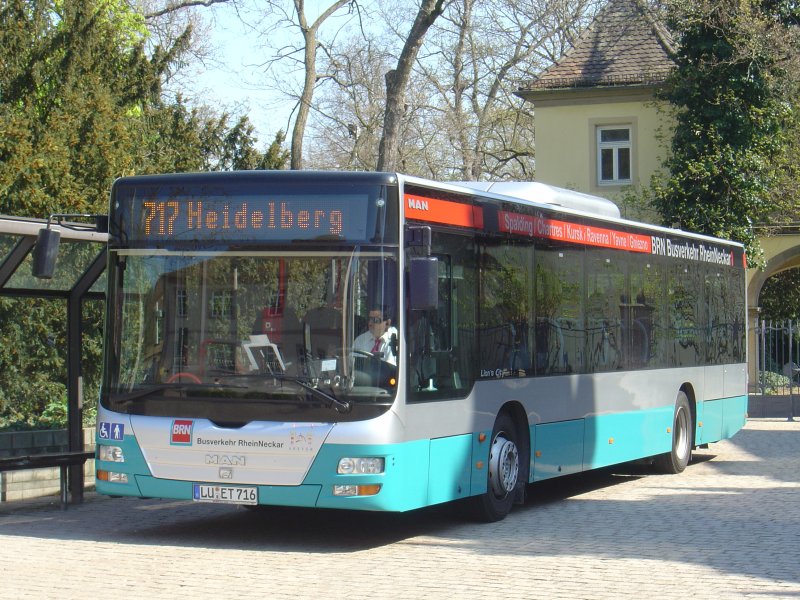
<box><xmin>489</xmin><ymin>433</ymin><xmax>519</xmax><ymax>497</ymax></box>
<box><xmin>675</xmin><ymin>405</ymin><xmax>690</xmax><ymax>462</ymax></box>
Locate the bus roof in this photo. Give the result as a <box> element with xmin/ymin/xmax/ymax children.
<box><xmin>446</xmin><ymin>181</ymin><xmax>621</xmax><ymax>220</ymax></box>
<box><xmin>111</xmin><ymin>171</ymin><xmax>742</xmax><ymax>250</ymax></box>
<box><xmin>403</xmin><ymin>175</ymin><xmax>743</xmax><ymax>250</ymax></box>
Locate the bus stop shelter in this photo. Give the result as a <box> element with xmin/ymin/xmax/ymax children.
<box><xmin>0</xmin><ymin>215</ymin><xmax>108</xmax><ymax>505</ymax></box>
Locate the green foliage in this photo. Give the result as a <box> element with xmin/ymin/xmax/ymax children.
<box><xmin>0</xmin><ymin>0</ymin><xmax>289</xmax><ymax>219</ymax></box>
<box><xmin>758</xmin><ymin>369</ymin><xmax>791</xmax><ymax>394</ymax></box>
<box><xmin>0</xmin><ymin>0</ymin><xmax>161</xmax><ymax>217</ymax></box>
<box><xmin>134</xmin><ymin>96</ymin><xmax>290</xmax><ymax>174</ymax></box>
<box><xmin>0</xmin><ymin>297</ymin><xmax>67</xmax><ymax>429</ymax></box>
<box><xmin>0</xmin><ymin>0</ymin><xmax>289</xmax><ymax>431</ymax></box>
<box><xmin>759</xmin><ymin>269</ymin><xmax>800</xmax><ymax>320</ymax></box>
<box><xmin>652</xmin><ymin>0</ymin><xmax>796</xmax><ymax>266</ymax></box>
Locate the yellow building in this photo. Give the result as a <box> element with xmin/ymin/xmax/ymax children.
<box><xmin>516</xmin><ymin>0</ymin><xmax>800</xmax><ymax>392</ymax></box>
<box><xmin>516</xmin><ymin>0</ymin><xmax>674</xmax><ymax>221</ymax></box>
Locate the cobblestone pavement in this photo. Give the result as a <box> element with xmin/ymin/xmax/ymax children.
<box><xmin>1</xmin><ymin>419</ymin><xmax>799</xmax><ymax>600</ymax></box>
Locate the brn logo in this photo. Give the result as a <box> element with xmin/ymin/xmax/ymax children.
<box><xmin>171</xmin><ymin>419</ymin><xmax>193</xmax><ymax>445</ymax></box>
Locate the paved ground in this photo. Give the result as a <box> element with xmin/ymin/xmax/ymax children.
<box><xmin>1</xmin><ymin>418</ymin><xmax>798</xmax><ymax>599</ymax></box>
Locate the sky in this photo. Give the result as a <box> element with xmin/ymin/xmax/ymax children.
<box><xmin>181</xmin><ymin>0</ymin><xmax>372</xmax><ymax>146</ymax></box>
<box><xmin>182</xmin><ymin>0</ymin><xmax>388</xmax><ymax>147</ymax></box>
<box><xmin>184</xmin><ymin>4</ymin><xmax>297</xmax><ymax>144</ymax></box>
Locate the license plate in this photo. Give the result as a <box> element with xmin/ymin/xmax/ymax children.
<box><xmin>192</xmin><ymin>484</ymin><xmax>258</xmax><ymax>505</ymax></box>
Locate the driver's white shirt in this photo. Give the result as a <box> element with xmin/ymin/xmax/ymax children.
<box><xmin>353</xmin><ymin>327</ymin><xmax>398</xmax><ymax>365</ymax></box>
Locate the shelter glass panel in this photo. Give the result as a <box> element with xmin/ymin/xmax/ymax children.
<box><xmin>6</xmin><ymin>240</ymin><xmax>105</xmax><ymax>292</ymax></box>
<box><xmin>0</xmin><ymin>233</ymin><xmax>22</xmax><ymax>262</ymax></box>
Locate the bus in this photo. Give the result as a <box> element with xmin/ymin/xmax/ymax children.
<box><xmin>95</xmin><ymin>170</ymin><xmax>747</xmax><ymax>521</ymax></box>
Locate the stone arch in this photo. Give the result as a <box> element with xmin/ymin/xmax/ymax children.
<box><xmin>746</xmin><ymin>235</ymin><xmax>800</xmax><ymax>386</ymax></box>
<box><xmin>748</xmin><ymin>237</ymin><xmax>800</xmax><ymax>310</ymax></box>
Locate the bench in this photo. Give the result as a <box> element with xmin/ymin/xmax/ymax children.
<box><xmin>0</xmin><ymin>450</ymin><xmax>95</xmax><ymax>509</ymax></box>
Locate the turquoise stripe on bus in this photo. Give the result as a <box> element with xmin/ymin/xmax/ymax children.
<box><xmin>722</xmin><ymin>395</ymin><xmax>748</xmax><ymax>437</ymax></box>
<box><xmin>309</xmin><ymin>433</ymin><xmax>484</xmax><ymax>511</ymax></box>
<box><xmin>471</xmin><ymin>430</ymin><xmax>491</xmax><ymax>496</ymax></box>
<box><xmin>309</xmin><ymin>439</ymin><xmax>430</xmax><ymax>511</ymax></box>
<box><xmin>95</xmin><ymin>431</ymin><xmax>151</xmax><ymax>497</ymax></box>
<box><xmin>583</xmin><ymin>406</ymin><xmax>674</xmax><ymax>471</ymax></box>
<box><xmin>533</xmin><ymin>419</ymin><xmax>585</xmax><ymax>481</ymax></box>
<box><xmin>96</xmin><ymin>396</ymin><xmax>747</xmax><ymax>509</ymax></box>
<box><xmin>428</xmin><ymin>434</ymin><xmax>472</xmax><ymax>504</ymax></box>
<box><xmin>697</xmin><ymin>395</ymin><xmax>747</xmax><ymax>445</ymax></box>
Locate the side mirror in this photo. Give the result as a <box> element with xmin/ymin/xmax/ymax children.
<box><xmin>32</xmin><ymin>227</ymin><xmax>61</xmax><ymax>279</ymax></box>
<box><xmin>409</xmin><ymin>257</ymin><xmax>438</xmax><ymax>310</ymax></box>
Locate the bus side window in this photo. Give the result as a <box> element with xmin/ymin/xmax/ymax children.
<box><xmin>479</xmin><ymin>241</ymin><xmax>534</xmax><ymax>377</ymax></box>
<box><xmin>669</xmin><ymin>263</ymin><xmax>702</xmax><ymax>366</ymax></box>
<box><xmin>586</xmin><ymin>251</ymin><xmax>625</xmax><ymax>372</ymax></box>
<box><xmin>535</xmin><ymin>243</ymin><xmax>585</xmax><ymax>375</ymax></box>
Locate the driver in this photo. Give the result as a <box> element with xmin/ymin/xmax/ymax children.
<box><xmin>353</xmin><ymin>306</ymin><xmax>397</xmax><ymax>365</ymax></box>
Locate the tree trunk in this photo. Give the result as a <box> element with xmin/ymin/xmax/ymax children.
<box><xmin>291</xmin><ymin>26</ymin><xmax>317</xmax><ymax>170</ymax></box>
<box><xmin>376</xmin><ymin>0</ymin><xmax>448</xmax><ymax>172</ymax></box>
<box><xmin>289</xmin><ymin>0</ymin><xmax>353</xmax><ymax>170</ymax></box>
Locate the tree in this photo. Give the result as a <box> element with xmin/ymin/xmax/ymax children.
<box><xmin>306</xmin><ymin>0</ymin><xmax>600</xmax><ymax>179</ymax></box>
<box><xmin>306</xmin><ymin>38</ymin><xmax>391</xmax><ymax>170</ymax></box>
<box><xmin>289</xmin><ymin>0</ymin><xmax>356</xmax><ymax>170</ymax></box>
<box><xmin>241</xmin><ymin>0</ymin><xmax>359</xmax><ymax>170</ymax></box>
<box><xmin>0</xmin><ymin>0</ymin><xmax>164</xmax><ymax>217</ymax></box>
<box><xmin>412</xmin><ymin>0</ymin><xmax>600</xmax><ymax>180</ymax></box>
<box><xmin>136</xmin><ymin>95</ymin><xmax>289</xmax><ymax>172</ymax></box>
<box><xmin>653</xmin><ymin>0</ymin><xmax>798</xmax><ymax>264</ymax></box>
<box><xmin>760</xmin><ymin>269</ymin><xmax>800</xmax><ymax>321</ymax></box>
<box><xmin>377</xmin><ymin>0</ymin><xmax>448</xmax><ymax>172</ymax></box>
<box><xmin>0</xmin><ymin>0</ymin><xmax>288</xmax><ymax>431</ymax></box>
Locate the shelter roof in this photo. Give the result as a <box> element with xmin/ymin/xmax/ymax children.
<box><xmin>0</xmin><ymin>215</ymin><xmax>107</xmax><ymax>297</ymax></box>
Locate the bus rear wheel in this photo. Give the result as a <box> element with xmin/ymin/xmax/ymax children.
<box><xmin>471</xmin><ymin>412</ymin><xmax>523</xmax><ymax>522</ymax></box>
<box><xmin>655</xmin><ymin>391</ymin><xmax>693</xmax><ymax>474</ymax></box>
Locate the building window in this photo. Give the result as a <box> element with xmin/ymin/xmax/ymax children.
<box><xmin>210</xmin><ymin>290</ymin><xmax>233</xmax><ymax>318</ymax></box>
<box><xmin>597</xmin><ymin>126</ymin><xmax>632</xmax><ymax>185</ymax></box>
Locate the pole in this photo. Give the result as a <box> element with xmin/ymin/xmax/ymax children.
<box><xmin>760</xmin><ymin>320</ymin><xmax>766</xmax><ymax>395</ymax></box>
<box><xmin>791</xmin><ymin>320</ymin><xmax>797</xmax><ymax>422</ymax></box>
<box><xmin>67</xmin><ymin>248</ymin><xmax>107</xmax><ymax>503</ymax></box>
<box><xmin>789</xmin><ymin>321</ymin><xmax>795</xmax><ymax>422</ymax></box>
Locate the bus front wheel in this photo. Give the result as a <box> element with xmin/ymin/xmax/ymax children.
<box><xmin>655</xmin><ymin>391</ymin><xmax>693</xmax><ymax>474</ymax></box>
<box><xmin>471</xmin><ymin>412</ymin><xmax>522</xmax><ymax>522</ymax></box>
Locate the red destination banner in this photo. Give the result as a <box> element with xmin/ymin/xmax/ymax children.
<box><xmin>498</xmin><ymin>210</ymin><xmax>652</xmax><ymax>253</ymax></box>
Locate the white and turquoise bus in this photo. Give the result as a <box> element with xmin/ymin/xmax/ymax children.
<box><xmin>95</xmin><ymin>171</ymin><xmax>747</xmax><ymax>521</ymax></box>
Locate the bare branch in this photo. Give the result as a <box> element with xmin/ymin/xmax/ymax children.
<box><xmin>144</xmin><ymin>0</ymin><xmax>233</xmax><ymax>20</ymax></box>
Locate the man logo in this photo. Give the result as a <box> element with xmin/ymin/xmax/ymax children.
<box><xmin>205</xmin><ymin>454</ymin><xmax>246</xmax><ymax>466</ymax></box>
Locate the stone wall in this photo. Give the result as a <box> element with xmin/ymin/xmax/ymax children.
<box><xmin>748</xmin><ymin>395</ymin><xmax>800</xmax><ymax>419</ymax></box>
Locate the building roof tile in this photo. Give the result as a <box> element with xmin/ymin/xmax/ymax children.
<box><xmin>521</xmin><ymin>0</ymin><xmax>675</xmax><ymax>91</ymax></box>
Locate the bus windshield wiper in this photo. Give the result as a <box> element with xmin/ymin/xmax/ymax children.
<box><xmin>269</xmin><ymin>374</ymin><xmax>351</xmax><ymax>413</ymax></box>
<box><xmin>115</xmin><ymin>382</ymin><xmax>247</xmax><ymax>405</ymax></box>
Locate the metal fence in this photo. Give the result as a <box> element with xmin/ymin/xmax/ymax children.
<box><xmin>754</xmin><ymin>320</ymin><xmax>799</xmax><ymax>420</ymax></box>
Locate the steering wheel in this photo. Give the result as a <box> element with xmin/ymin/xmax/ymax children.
<box><xmin>352</xmin><ymin>349</ymin><xmax>386</xmax><ymax>364</ymax></box>
<box><xmin>166</xmin><ymin>372</ymin><xmax>202</xmax><ymax>384</ymax></box>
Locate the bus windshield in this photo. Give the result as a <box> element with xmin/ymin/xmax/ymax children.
<box><xmin>102</xmin><ymin>247</ymin><xmax>399</xmax><ymax>423</ymax></box>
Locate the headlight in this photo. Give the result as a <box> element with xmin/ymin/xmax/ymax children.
<box><xmin>337</xmin><ymin>457</ymin><xmax>385</xmax><ymax>474</ymax></box>
<box><xmin>333</xmin><ymin>484</ymin><xmax>382</xmax><ymax>496</ymax></box>
<box><xmin>97</xmin><ymin>470</ymin><xmax>128</xmax><ymax>484</ymax></box>
<box><xmin>98</xmin><ymin>445</ymin><xmax>124</xmax><ymax>463</ymax></box>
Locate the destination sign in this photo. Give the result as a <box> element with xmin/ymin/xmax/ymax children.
<box><xmin>122</xmin><ymin>194</ymin><xmax>371</xmax><ymax>242</ymax></box>
<box><xmin>405</xmin><ymin>192</ymin><xmax>740</xmax><ymax>268</ymax></box>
